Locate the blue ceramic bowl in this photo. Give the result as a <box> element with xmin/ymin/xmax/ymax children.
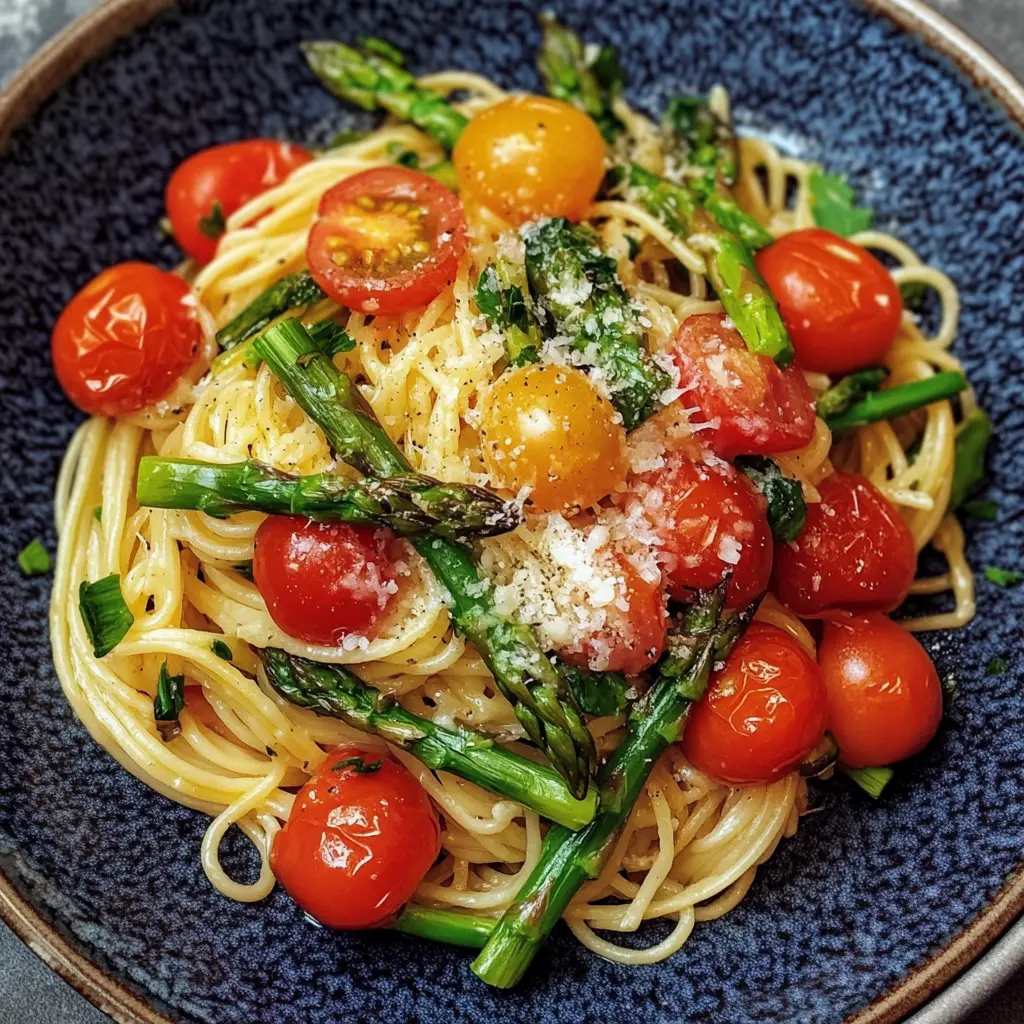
<box><xmin>1</xmin><ymin>2</ymin><xmax>1022</xmax><ymax>1022</ymax></box>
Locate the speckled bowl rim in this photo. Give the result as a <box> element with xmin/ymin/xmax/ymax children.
<box><xmin>1</xmin><ymin>1</ymin><xmax>1022</xmax><ymax>1022</ymax></box>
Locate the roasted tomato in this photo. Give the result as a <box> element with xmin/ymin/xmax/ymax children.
<box><xmin>771</xmin><ymin>472</ymin><xmax>916</xmax><ymax>616</ymax></box>
<box><xmin>253</xmin><ymin>517</ymin><xmax>405</xmax><ymax>646</ymax></box>
<box><xmin>681</xmin><ymin>622</ymin><xmax>827</xmax><ymax>785</ymax></box>
<box><xmin>670</xmin><ymin>313</ymin><xmax>817</xmax><ymax>459</ymax></box>
<box><xmin>271</xmin><ymin>747</ymin><xmax>440</xmax><ymax>929</ymax></box>
<box><xmin>166</xmin><ymin>139</ymin><xmax>313</xmax><ymax>264</ymax></box>
<box><xmin>755</xmin><ymin>228</ymin><xmax>902</xmax><ymax>375</ymax></box>
<box><xmin>453</xmin><ymin>95</ymin><xmax>606</xmax><ymax>223</ymax></box>
<box><xmin>51</xmin><ymin>262</ymin><xmax>201</xmax><ymax>416</ymax></box>
<box><xmin>819</xmin><ymin>613</ymin><xmax>943</xmax><ymax>768</ymax></box>
<box><xmin>306</xmin><ymin>166</ymin><xmax>467</xmax><ymax>316</ymax></box>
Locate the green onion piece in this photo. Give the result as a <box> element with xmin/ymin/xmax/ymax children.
<box><xmin>949</xmin><ymin>408</ymin><xmax>993</xmax><ymax>512</ymax></box>
<box><xmin>985</xmin><ymin>567</ymin><xmax>1022</xmax><ymax>588</ymax></box>
<box><xmin>734</xmin><ymin>456</ymin><xmax>807</xmax><ymax>542</ymax></box>
<box><xmin>822</xmin><ymin>372</ymin><xmax>967</xmax><ymax>434</ymax></box>
<box><xmin>840</xmin><ymin>764</ymin><xmax>893</xmax><ymax>799</ymax></box>
<box><xmin>153</xmin><ymin>662</ymin><xmax>186</xmax><ymax>740</ymax></box>
<box><xmin>78</xmin><ymin>575</ymin><xmax>134</xmax><ymax>658</ymax></box>
<box><xmin>17</xmin><ymin>538</ymin><xmax>51</xmax><ymax>577</ymax></box>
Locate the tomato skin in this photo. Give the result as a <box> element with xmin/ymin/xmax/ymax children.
<box><xmin>681</xmin><ymin>622</ymin><xmax>827</xmax><ymax>785</ymax></box>
<box><xmin>51</xmin><ymin>262</ymin><xmax>201</xmax><ymax>416</ymax></box>
<box><xmin>166</xmin><ymin>139</ymin><xmax>312</xmax><ymax>264</ymax></box>
<box><xmin>307</xmin><ymin>167</ymin><xmax>467</xmax><ymax>316</ymax></box>
<box><xmin>771</xmin><ymin>472</ymin><xmax>916</xmax><ymax>617</ymax></box>
<box><xmin>561</xmin><ymin>559</ymin><xmax>667</xmax><ymax>674</ymax></box>
<box><xmin>253</xmin><ymin>517</ymin><xmax>404</xmax><ymax>646</ymax></box>
<box><xmin>670</xmin><ymin>314</ymin><xmax>817</xmax><ymax>459</ymax></box>
<box><xmin>755</xmin><ymin>228</ymin><xmax>902</xmax><ymax>375</ymax></box>
<box><xmin>271</xmin><ymin>747</ymin><xmax>440</xmax><ymax>929</ymax></box>
<box><xmin>819</xmin><ymin>613</ymin><xmax>942</xmax><ymax>768</ymax></box>
<box><xmin>453</xmin><ymin>95</ymin><xmax>606</xmax><ymax>223</ymax></box>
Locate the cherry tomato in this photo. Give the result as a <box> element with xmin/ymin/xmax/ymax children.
<box><xmin>51</xmin><ymin>262</ymin><xmax>201</xmax><ymax>416</ymax></box>
<box><xmin>253</xmin><ymin>517</ymin><xmax>404</xmax><ymax>646</ymax></box>
<box><xmin>670</xmin><ymin>313</ymin><xmax>816</xmax><ymax>459</ymax></box>
<box><xmin>634</xmin><ymin>453</ymin><xmax>772</xmax><ymax>609</ymax></box>
<box><xmin>166</xmin><ymin>139</ymin><xmax>313</xmax><ymax>264</ymax></box>
<box><xmin>818</xmin><ymin>613</ymin><xmax>943</xmax><ymax>768</ymax></box>
<box><xmin>271</xmin><ymin>747</ymin><xmax>439</xmax><ymax>929</ymax></box>
<box><xmin>307</xmin><ymin>167</ymin><xmax>467</xmax><ymax>316</ymax></box>
<box><xmin>561</xmin><ymin>559</ymin><xmax>667</xmax><ymax>674</ymax></box>
<box><xmin>453</xmin><ymin>95</ymin><xmax>606</xmax><ymax>224</ymax></box>
<box><xmin>771</xmin><ymin>472</ymin><xmax>916</xmax><ymax>617</ymax></box>
<box><xmin>681</xmin><ymin>622</ymin><xmax>827</xmax><ymax>785</ymax></box>
<box><xmin>755</xmin><ymin>228</ymin><xmax>902</xmax><ymax>375</ymax></box>
<box><xmin>480</xmin><ymin>363</ymin><xmax>628</xmax><ymax>513</ymax></box>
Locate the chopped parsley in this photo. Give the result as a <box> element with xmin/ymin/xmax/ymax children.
<box><xmin>198</xmin><ymin>200</ymin><xmax>227</xmax><ymax>240</ymax></box>
<box><xmin>211</xmin><ymin>639</ymin><xmax>233</xmax><ymax>661</ymax></box>
<box><xmin>986</xmin><ymin>657</ymin><xmax>1008</xmax><ymax>677</ymax></box>
<box><xmin>17</xmin><ymin>538</ymin><xmax>51</xmax><ymax>577</ymax></box>
<box><xmin>153</xmin><ymin>662</ymin><xmax>186</xmax><ymax>741</ymax></box>
<box><xmin>93</xmin><ymin>505</ymin><xmax>103</xmax><ymax>523</ymax></box>
<box><xmin>985</xmin><ymin>566</ymin><xmax>1023</xmax><ymax>588</ymax></box>
<box><xmin>808</xmin><ymin>168</ymin><xmax>874</xmax><ymax>237</ymax></box>
<box><xmin>331</xmin><ymin>756</ymin><xmax>383</xmax><ymax>774</ymax></box>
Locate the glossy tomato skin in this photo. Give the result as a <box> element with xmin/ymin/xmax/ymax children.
<box><xmin>166</xmin><ymin>139</ymin><xmax>312</xmax><ymax>264</ymax></box>
<box><xmin>671</xmin><ymin>314</ymin><xmax>817</xmax><ymax>460</ymax></box>
<box><xmin>561</xmin><ymin>559</ymin><xmax>668</xmax><ymax>674</ymax></box>
<box><xmin>755</xmin><ymin>228</ymin><xmax>902</xmax><ymax>375</ymax></box>
<box><xmin>51</xmin><ymin>262</ymin><xmax>201</xmax><ymax>416</ymax></box>
<box><xmin>307</xmin><ymin>167</ymin><xmax>467</xmax><ymax>316</ymax></box>
<box><xmin>271</xmin><ymin>747</ymin><xmax>440</xmax><ymax>929</ymax></box>
<box><xmin>453</xmin><ymin>95</ymin><xmax>606</xmax><ymax>224</ymax></box>
<box><xmin>771</xmin><ymin>472</ymin><xmax>916</xmax><ymax>617</ymax></box>
<box><xmin>253</xmin><ymin>517</ymin><xmax>404</xmax><ymax>646</ymax></box>
<box><xmin>635</xmin><ymin>453</ymin><xmax>772</xmax><ymax>609</ymax></box>
<box><xmin>681</xmin><ymin>622</ymin><xmax>827</xmax><ymax>785</ymax></box>
<box><xmin>819</xmin><ymin>613</ymin><xmax>942</xmax><ymax>768</ymax></box>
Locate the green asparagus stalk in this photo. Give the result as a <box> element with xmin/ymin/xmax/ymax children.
<box><xmin>136</xmin><ymin>457</ymin><xmax>521</xmax><ymax>541</ymax></box>
<box><xmin>475</xmin><ymin>262</ymin><xmax>544</xmax><ymax>367</ymax></box>
<box><xmin>522</xmin><ymin>217</ymin><xmax>672</xmax><ymax>428</ymax></box>
<box><xmin>393</xmin><ymin>905</ymin><xmax>494</xmax><ymax>948</ymax></box>
<box><xmin>252</xmin><ymin>319</ymin><xmax>596</xmax><ymax>797</ymax></box>
<box><xmin>949</xmin><ymin>408</ymin><xmax>994</xmax><ymax>512</ymax></box>
<box><xmin>304</xmin><ymin>40</ymin><xmax>468</xmax><ymax>151</ymax></box>
<box><xmin>815</xmin><ymin>367</ymin><xmax>889</xmax><ymax>421</ymax></box>
<box><xmin>261</xmin><ymin>649</ymin><xmax>596</xmax><ymax>830</ymax></box>
<box><xmin>215</xmin><ymin>271</ymin><xmax>327</xmax><ymax>352</ymax></box>
<box><xmin>822</xmin><ymin>371</ymin><xmax>968</xmax><ymax>434</ymax></box>
<box><xmin>471</xmin><ymin>588</ymin><xmax>758</xmax><ymax>988</ymax></box>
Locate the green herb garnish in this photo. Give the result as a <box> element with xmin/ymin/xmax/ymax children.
<box><xmin>211</xmin><ymin>639</ymin><xmax>233</xmax><ymax>661</ymax></box>
<box><xmin>17</xmin><ymin>538</ymin><xmax>51</xmax><ymax>577</ymax></box>
<box><xmin>78</xmin><ymin>575</ymin><xmax>134</xmax><ymax>657</ymax></box>
<box><xmin>153</xmin><ymin>662</ymin><xmax>186</xmax><ymax>740</ymax></box>
<box><xmin>808</xmin><ymin>169</ymin><xmax>874</xmax><ymax>236</ymax></box>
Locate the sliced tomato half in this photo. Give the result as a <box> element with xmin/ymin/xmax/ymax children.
<box><xmin>307</xmin><ymin>166</ymin><xmax>467</xmax><ymax>316</ymax></box>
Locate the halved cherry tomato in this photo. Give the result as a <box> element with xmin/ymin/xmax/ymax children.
<box><xmin>771</xmin><ymin>472</ymin><xmax>916</xmax><ymax>617</ymax></box>
<box><xmin>271</xmin><ymin>747</ymin><xmax>440</xmax><ymax>929</ymax></box>
<box><xmin>166</xmin><ymin>139</ymin><xmax>313</xmax><ymax>264</ymax></box>
<box><xmin>819</xmin><ymin>613</ymin><xmax>943</xmax><ymax>768</ymax></box>
<box><xmin>681</xmin><ymin>622</ymin><xmax>827</xmax><ymax>785</ymax></box>
<box><xmin>480</xmin><ymin>363</ymin><xmax>628</xmax><ymax>513</ymax></box>
<box><xmin>307</xmin><ymin>167</ymin><xmax>467</xmax><ymax>316</ymax></box>
<box><xmin>561</xmin><ymin>558</ymin><xmax>667</xmax><ymax>674</ymax></box>
<box><xmin>632</xmin><ymin>453</ymin><xmax>772</xmax><ymax>609</ymax></box>
<box><xmin>51</xmin><ymin>262</ymin><xmax>201</xmax><ymax>416</ymax></box>
<box><xmin>253</xmin><ymin>517</ymin><xmax>405</xmax><ymax>646</ymax></box>
<box><xmin>453</xmin><ymin>95</ymin><xmax>606</xmax><ymax>224</ymax></box>
<box><xmin>755</xmin><ymin>228</ymin><xmax>902</xmax><ymax>375</ymax></box>
<box><xmin>670</xmin><ymin>313</ymin><xmax>816</xmax><ymax>459</ymax></box>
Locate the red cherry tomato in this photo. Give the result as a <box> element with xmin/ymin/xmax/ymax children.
<box><xmin>561</xmin><ymin>558</ymin><xmax>667</xmax><ymax>674</ymax></box>
<box><xmin>755</xmin><ymin>228</ymin><xmax>902</xmax><ymax>375</ymax></box>
<box><xmin>271</xmin><ymin>747</ymin><xmax>440</xmax><ymax>929</ymax></box>
<box><xmin>307</xmin><ymin>167</ymin><xmax>467</xmax><ymax>316</ymax></box>
<box><xmin>819</xmin><ymin>613</ymin><xmax>943</xmax><ymax>768</ymax></box>
<box><xmin>681</xmin><ymin>622</ymin><xmax>827</xmax><ymax>785</ymax></box>
<box><xmin>166</xmin><ymin>139</ymin><xmax>313</xmax><ymax>264</ymax></box>
<box><xmin>771</xmin><ymin>472</ymin><xmax>916</xmax><ymax>617</ymax></box>
<box><xmin>632</xmin><ymin>453</ymin><xmax>772</xmax><ymax>609</ymax></box>
<box><xmin>670</xmin><ymin>313</ymin><xmax>816</xmax><ymax>459</ymax></box>
<box><xmin>253</xmin><ymin>517</ymin><xmax>405</xmax><ymax>646</ymax></box>
<box><xmin>51</xmin><ymin>262</ymin><xmax>201</xmax><ymax>416</ymax></box>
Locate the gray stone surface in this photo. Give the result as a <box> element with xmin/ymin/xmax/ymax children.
<box><xmin>0</xmin><ymin>2</ymin><xmax>1021</xmax><ymax>1022</ymax></box>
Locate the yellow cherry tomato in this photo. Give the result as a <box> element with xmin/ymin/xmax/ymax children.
<box><xmin>453</xmin><ymin>96</ymin><xmax>606</xmax><ymax>224</ymax></box>
<box><xmin>480</xmin><ymin>364</ymin><xmax>628</xmax><ymax>513</ymax></box>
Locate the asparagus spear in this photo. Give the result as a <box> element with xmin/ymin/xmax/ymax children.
<box><xmin>215</xmin><ymin>271</ymin><xmax>327</xmax><ymax>352</ymax></box>
<box><xmin>471</xmin><ymin>587</ymin><xmax>758</xmax><ymax>987</ymax></box>
<box><xmin>822</xmin><ymin>371</ymin><xmax>968</xmax><ymax>434</ymax></box>
<box><xmin>815</xmin><ymin>367</ymin><xmax>889</xmax><ymax>421</ymax></box>
<box><xmin>136</xmin><ymin>457</ymin><xmax>521</xmax><ymax>541</ymax></box>
<box><xmin>522</xmin><ymin>217</ymin><xmax>672</xmax><ymax>429</ymax></box>
<box><xmin>393</xmin><ymin>905</ymin><xmax>494</xmax><ymax>948</ymax></box>
<box><xmin>475</xmin><ymin>262</ymin><xmax>544</xmax><ymax>367</ymax></box>
<box><xmin>252</xmin><ymin>319</ymin><xmax>596</xmax><ymax>796</ymax></box>
<box><xmin>304</xmin><ymin>40</ymin><xmax>468</xmax><ymax>151</ymax></box>
<box><xmin>261</xmin><ymin>649</ymin><xmax>596</xmax><ymax>830</ymax></box>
